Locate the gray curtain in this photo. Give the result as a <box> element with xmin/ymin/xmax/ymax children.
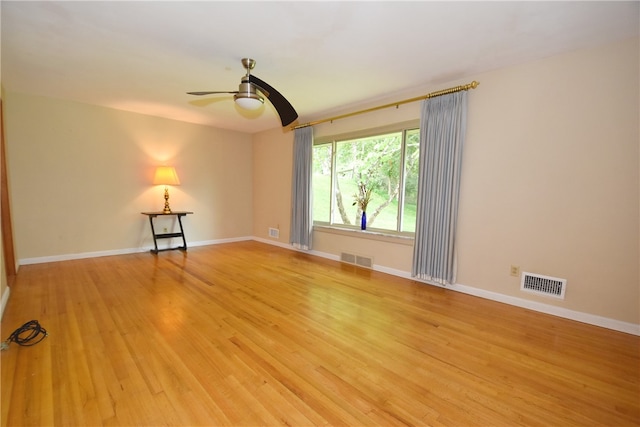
<box><xmin>290</xmin><ymin>126</ymin><xmax>314</xmax><ymax>250</ymax></box>
<box><xmin>412</xmin><ymin>91</ymin><xmax>468</xmax><ymax>284</ymax></box>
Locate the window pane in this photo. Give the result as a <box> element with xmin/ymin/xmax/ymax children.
<box><xmin>401</xmin><ymin>129</ymin><xmax>420</xmax><ymax>232</ymax></box>
<box><xmin>312</xmin><ymin>143</ymin><xmax>332</xmax><ymax>223</ymax></box>
<box><xmin>333</xmin><ymin>133</ymin><xmax>402</xmax><ymax>231</ymax></box>
<box><xmin>333</xmin><ymin>140</ymin><xmax>357</xmax><ymax>226</ymax></box>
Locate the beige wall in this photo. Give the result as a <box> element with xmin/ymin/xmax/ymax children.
<box><xmin>4</xmin><ymin>93</ymin><xmax>253</xmax><ymax>260</ymax></box>
<box><xmin>456</xmin><ymin>37</ymin><xmax>639</xmax><ymax>324</ymax></box>
<box><xmin>253</xmin><ymin>37</ymin><xmax>639</xmax><ymax>325</ymax></box>
<box><xmin>252</xmin><ymin>127</ymin><xmax>294</xmax><ymax>243</ymax></box>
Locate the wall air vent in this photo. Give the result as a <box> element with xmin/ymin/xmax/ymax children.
<box><xmin>340</xmin><ymin>252</ymin><xmax>373</xmax><ymax>269</ymax></box>
<box><xmin>268</xmin><ymin>228</ymin><xmax>279</xmax><ymax>239</ymax></box>
<box><xmin>521</xmin><ymin>272</ymin><xmax>566</xmax><ymax>299</ymax></box>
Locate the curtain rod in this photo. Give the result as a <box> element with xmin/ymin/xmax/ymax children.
<box><xmin>291</xmin><ymin>80</ymin><xmax>479</xmax><ymax>130</ymax></box>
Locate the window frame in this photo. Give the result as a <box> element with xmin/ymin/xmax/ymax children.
<box><xmin>312</xmin><ymin>120</ymin><xmax>420</xmax><ymax>237</ymax></box>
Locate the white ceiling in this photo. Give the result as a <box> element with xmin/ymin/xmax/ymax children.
<box><xmin>2</xmin><ymin>1</ymin><xmax>638</xmax><ymax>134</ymax></box>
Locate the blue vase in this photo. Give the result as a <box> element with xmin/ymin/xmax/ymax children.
<box><xmin>361</xmin><ymin>211</ymin><xmax>367</xmax><ymax>230</ymax></box>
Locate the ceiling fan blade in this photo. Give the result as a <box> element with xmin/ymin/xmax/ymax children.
<box><xmin>248</xmin><ymin>75</ymin><xmax>298</xmax><ymax>127</ymax></box>
<box><xmin>187</xmin><ymin>91</ymin><xmax>238</xmax><ymax>96</ymax></box>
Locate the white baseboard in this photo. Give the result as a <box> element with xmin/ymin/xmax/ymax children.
<box><xmin>448</xmin><ymin>282</ymin><xmax>640</xmax><ymax>336</ymax></box>
<box><xmin>257</xmin><ymin>239</ymin><xmax>640</xmax><ymax>336</ymax></box>
<box><xmin>1</xmin><ymin>286</ymin><xmax>10</xmax><ymax>320</ymax></box>
<box><xmin>189</xmin><ymin>236</ymin><xmax>253</xmax><ymax>248</ymax></box>
<box><xmin>15</xmin><ymin>238</ymin><xmax>640</xmax><ymax>336</ymax></box>
<box><xmin>19</xmin><ymin>247</ymin><xmax>148</xmax><ymax>265</ymax></box>
<box><xmin>252</xmin><ymin>236</ymin><xmax>295</xmax><ymax>250</ymax></box>
<box><xmin>18</xmin><ymin>237</ymin><xmax>254</xmax><ymax>265</ymax></box>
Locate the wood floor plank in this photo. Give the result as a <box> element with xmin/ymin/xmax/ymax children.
<box><xmin>1</xmin><ymin>241</ymin><xmax>638</xmax><ymax>426</ymax></box>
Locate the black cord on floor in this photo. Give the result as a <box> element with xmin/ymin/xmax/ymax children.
<box><xmin>1</xmin><ymin>320</ymin><xmax>48</xmax><ymax>351</ymax></box>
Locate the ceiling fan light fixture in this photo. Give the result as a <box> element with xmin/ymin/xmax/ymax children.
<box><xmin>234</xmin><ymin>80</ymin><xmax>264</xmax><ymax>110</ymax></box>
<box><xmin>234</xmin><ymin>93</ymin><xmax>264</xmax><ymax>110</ymax></box>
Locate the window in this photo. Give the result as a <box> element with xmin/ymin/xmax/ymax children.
<box><xmin>312</xmin><ymin>124</ymin><xmax>420</xmax><ymax>234</ymax></box>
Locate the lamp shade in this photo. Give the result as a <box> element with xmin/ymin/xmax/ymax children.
<box><xmin>153</xmin><ymin>166</ymin><xmax>180</xmax><ymax>186</ymax></box>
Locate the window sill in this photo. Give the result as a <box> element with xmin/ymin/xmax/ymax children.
<box><xmin>313</xmin><ymin>225</ymin><xmax>414</xmax><ymax>246</ymax></box>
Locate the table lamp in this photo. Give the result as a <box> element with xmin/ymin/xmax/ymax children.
<box><xmin>153</xmin><ymin>166</ymin><xmax>180</xmax><ymax>214</ymax></box>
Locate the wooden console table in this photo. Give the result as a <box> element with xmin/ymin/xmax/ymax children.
<box><xmin>141</xmin><ymin>211</ymin><xmax>193</xmax><ymax>254</ymax></box>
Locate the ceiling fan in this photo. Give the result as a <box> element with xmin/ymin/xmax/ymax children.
<box><xmin>187</xmin><ymin>58</ymin><xmax>298</xmax><ymax>127</ymax></box>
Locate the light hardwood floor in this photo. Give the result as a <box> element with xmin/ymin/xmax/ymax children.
<box><xmin>1</xmin><ymin>241</ymin><xmax>638</xmax><ymax>426</ymax></box>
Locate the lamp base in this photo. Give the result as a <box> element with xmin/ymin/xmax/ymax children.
<box><xmin>163</xmin><ymin>187</ymin><xmax>172</xmax><ymax>214</ymax></box>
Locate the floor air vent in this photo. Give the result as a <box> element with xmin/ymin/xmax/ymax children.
<box><xmin>340</xmin><ymin>252</ymin><xmax>373</xmax><ymax>269</ymax></box>
<box><xmin>521</xmin><ymin>272</ymin><xmax>566</xmax><ymax>299</ymax></box>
